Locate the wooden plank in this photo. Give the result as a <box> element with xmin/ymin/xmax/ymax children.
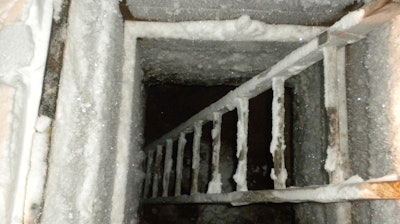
<box><xmin>162</xmin><ymin>139</ymin><xmax>173</xmax><ymax>197</ymax></box>
<box><xmin>143</xmin><ymin>180</ymin><xmax>400</xmax><ymax>205</ymax></box>
<box><xmin>143</xmin><ymin>150</ymin><xmax>154</xmax><ymax>198</ymax></box>
<box><xmin>190</xmin><ymin>121</ymin><xmax>203</xmax><ymax>195</ymax></box>
<box><xmin>323</xmin><ymin>46</ymin><xmax>342</xmax><ymax>183</ymax></box>
<box><xmin>175</xmin><ymin>133</ymin><xmax>186</xmax><ymax>196</ymax></box>
<box><xmin>152</xmin><ymin>145</ymin><xmax>163</xmax><ymax>198</ymax></box>
<box><xmin>233</xmin><ymin>98</ymin><xmax>249</xmax><ymax>192</ymax></box>
<box><xmin>270</xmin><ymin>77</ymin><xmax>287</xmax><ymax>189</ymax></box>
<box><xmin>323</xmin><ymin>46</ymin><xmax>351</xmax><ymax>184</ymax></box>
<box><xmin>207</xmin><ymin>112</ymin><xmax>223</xmax><ymax>194</ymax></box>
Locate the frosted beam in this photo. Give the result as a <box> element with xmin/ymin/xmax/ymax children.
<box><xmin>162</xmin><ymin>139</ymin><xmax>173</xmax><ymax>197</ymax></box>
<box><xmin>143</xmin><ymin>150</ymin><xmax>154</xmax><ymax>198</ymax></box>
<box><xmin>233</xmin><ymin>98</ymin><xmax>249</xmax><ymax>192</ymax></box>
<box><xmin>191</xmin><ymin>121</ymin><xmax>203</xmax><ymax>195</ymax></box>
<box><xmin>152</xmin><ymin>145</ymin><xmax>163</xmax><ymax>198</ymax></box>
<box><xmin>323</xmin><ymin>46</ymin><xmax>350</xmax><ymax>183</ymax></box>
<box><xmin>207</xmin><ymin>112</ymin><xmax>223</xmax><ymax>194</ymax></box>
<box><xmin>323</xmin><ymin>44</ymin><xmax>352</xmax><ymax>224</ymax></box>
<box><xmin>143</xmin><ymin>180</ymin><xmax>400</xmax><ymax>205</ymax></box>
<box><xmin>175</xmin><ymin>133</ymin><xmax>186</xmax><ymax>196</ymax></box>
<box><xmin>270</xmin><ymin>78</ymin><xmax>287</xmax><ymax>189</ymax></box>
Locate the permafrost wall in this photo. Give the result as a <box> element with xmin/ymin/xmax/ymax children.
<box><xmin>1</xmin><ymin>0</ymin><xmax>400</xmax><ymax>223</ymax></box>
<box><xmin>346</xmin><ymin>17</ymin><xmax>400</xmax><ymax>223</ymax></box>
<box><xmin>40</xmin><ymin>0</ymin><xmax>130</xmax><ymax>223</ymax></box>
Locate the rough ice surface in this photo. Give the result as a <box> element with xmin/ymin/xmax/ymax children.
<box><xmin>23</xmin><ymin>116</ymin><xmax>52</xmax><ymax>224</ymax></box>
<box><xmin>40</xmin><ymin>0</ymin><xmax>124</xmax><ymax>223</ymax></box>
<box><xmin>127</xmin><ymin>0</ymin><xmax>355</xmax><ymax>25</ymax></box>
<box><xmin>287</xmin><ymin>62</ymin><xmax>329</xmax><ymax>223</ymax></box>
<box><xmin>346</xmin><ymin>16</ymin><xmax>400</xmax><ymax>224</ymax></box>
<box><xmin>390</xmin><ymin>16</ymin><xmax>400</xmax><ymax>178</ymax></box>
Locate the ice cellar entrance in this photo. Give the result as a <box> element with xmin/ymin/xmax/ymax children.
<box><xmin>119</xmin><ymin>3</ymin><xmax>400</xmax><ymax>223</ymax></box>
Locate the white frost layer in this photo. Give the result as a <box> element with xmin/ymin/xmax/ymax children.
<box><xmin>324</xmin><ymin>146</ymin><xmax>337</xmax><ymax>172</ymax></box>
<box><xmin>270</xmin><ymin>168</ymin><xmax>288</xmax><ymax>186</ymax></box>
<box><xmin>41</xmin><ymin>0</ymin><xmax>124</xmax><ymax>223</ymax></box>
<box><xmin>52</xmin><ymin>0</ymin><xmax>64</xmax><ymax>21</ymax></box>
<box><xmin>207</xmin><ymin>173</ymin><xmax>222</xmax><ymax>194</ymax></box>
<box><xmin>23</xmin><ymin>116</ymin><xmax>52</xmax><ymax>224</ymax></box>
<box><xmin>127</xmin><ymin>15</ymin><xmax>325</xmax><ymax>42</ymax></box>
<box><xmin>367</xmin><ymin>174</ymin><xmax>398</xmax><ymax>182</ymax></box>
<box><xmin>273</xmin><ymin>175</ymin><xmax>364</xmax><ymax>203</ymax></box>
<box><xmin>233</xmin><ymin>98</ymin><xmax>248</xmax><ymax>192</ymax></box>
<box><xmin>330</xmin><ymin>9</ymin><xmax>365</xmax><ymax>32</ymax></box>
<box><xmin>270</xmin><ymin>77</ymin><xmax>286</xmax><ymax>156</ymax></box>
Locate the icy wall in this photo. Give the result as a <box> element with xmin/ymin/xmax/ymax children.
<box><xmin>287</xmin><ymin>63</ymin><xmax>330</xmax><ymax>223</ymax></box>
<box><xmin>346</xmin><ymin>17</ymin><xmax>400</xmax><ymax>223</ymax></box>
<box><xmin>40</xmin><ymin>0</ymin><xmax>125</xmax><ymax>223</ymax></box>
<box><xmin>0</xmin><ymin>0</ymin><xmax>53</xmax><ymax>223</ymax></box>
<box><xmin>126</xmin><ymin>0</ymin><xmax>356</xmax><ymax>25</ymax></box>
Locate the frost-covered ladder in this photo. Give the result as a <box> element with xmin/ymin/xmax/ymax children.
<box><xmin>141</xmin><ymin>1</ymin><xmax>400</xmax><ymax>205</ymax></box>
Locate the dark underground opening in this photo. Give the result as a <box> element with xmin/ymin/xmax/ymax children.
<box><xmin>142</xmin><ymin>84</ymin><xmax>295</xmax><ymax>224</ymax></box>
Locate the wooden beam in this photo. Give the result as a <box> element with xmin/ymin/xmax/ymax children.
<box><xmin>152</xmin><ymin>145</ymin><xmax>163</xmax><ymax>198</ymax></box>
<box><xmin>233</xmin><ymin>98</ymin><xmax>249</xmax><ymax>192</ymax></box>
<box><xmin>143</xmin><ymin>180</ymin><xmax>400</xmax><ymax>205</ymax></box>
<box><xmin>162</xmin><ymin>139</ymin><xmax>173</xmax><ymax>197</ymax></box>
<box><xmin>175</xmin><ymin>133</ymin><xmax>186</xmax><ymax>196</ymax></box>
<box><xmin>270</xmin><ymin>77</ymin><xmax>287</xmax><ymax>189</ymax></box>
<box><xmin>191</xmin><ymin>121</ymin><xmax>203</xmax><ymax>195</ymax></box>
<box><xmin>143</xmin><ymin>150</ymin><xmax>154</xmax><ymax>198</ymax></box>
<box><xmin>207</xmin><ymin>112</ymin><xmax>223</xmax><ymax>194</ymax></box>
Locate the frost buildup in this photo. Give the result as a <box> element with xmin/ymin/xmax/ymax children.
<box><xmin>175</xmin><ymin>133</ymin><xmax>186</xmax><ymax>196</ymax></box>
<box><xmin>162</xmin><ymin>139</ymin><xmax>173</xmax><ymax>197</ymax></box>
<box><xmin>191</xmin><ymin>121</ymin><xmax>203</xmax><ymax>194</ymax></box>
<box><xmin>233</xmin><ymin>98</ymin><xmax>249</xmax><ymax>192</ymax></box>
<box><xmin>270</xmin><ymin>77</ymin><xmax>287</xmax><ymax>189</ymax></box>
<box><xmin>207</xmin><ymin>112</ymin><xmax>223</xmax><ymax>194</ymax></box>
